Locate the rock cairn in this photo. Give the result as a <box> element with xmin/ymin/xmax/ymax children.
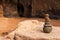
<box><xmin>43</xmin><ymin>13</ymin><xmax>52</xmax><ymax>33</ymax></box>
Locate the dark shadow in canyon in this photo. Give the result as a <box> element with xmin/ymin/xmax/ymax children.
<box><xmin>17</xmin><ymin>3</ymin><xmax>24</xmax><ymax>17</ymax></box>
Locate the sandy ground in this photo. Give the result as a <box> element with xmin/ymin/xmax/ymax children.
<box><xmin>0</xmin><ymin>17</ymin><xmax>60</xmax><ymax>36</ymax></box>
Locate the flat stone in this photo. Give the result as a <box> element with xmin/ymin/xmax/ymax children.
<box><xmin>0</xmin><ymin>20</ymin><xmax>60</xmax><ymax>40</ymax></box>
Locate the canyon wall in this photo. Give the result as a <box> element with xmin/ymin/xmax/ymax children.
<box><xmin>0</xmin><ymin>0</ymin><xmax>60</xmax><ymax>19</ymax></box>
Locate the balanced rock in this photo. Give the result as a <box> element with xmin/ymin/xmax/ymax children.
<box><xmin>43</xmin><ymin>14</ymin><xmax>52</xmax><ymax>33</ymax></box>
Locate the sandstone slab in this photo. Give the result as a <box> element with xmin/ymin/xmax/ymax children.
<box><xmin>0</xmin><ymin>20</ymin><xmax>60</xmax><ymax>40</ymax></box>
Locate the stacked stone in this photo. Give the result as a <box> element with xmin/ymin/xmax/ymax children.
<box><xmin>43</xmin><ymin>14</ymin><xmax>52</xmax><ymax>33</ymax></box>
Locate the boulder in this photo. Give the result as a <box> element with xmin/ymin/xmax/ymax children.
<box><xmin>0</xmin><ymin>20</ymin><xmax>60</xmax><ymax>40</ymax></box>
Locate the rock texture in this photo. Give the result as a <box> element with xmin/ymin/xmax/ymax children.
<box><xmin>43</xmin><ymin>14</ymin><xmax>52</xmax><ymax>33</ymax></box>
<box><xmin>0</xmin><ymin>20</ymin><xmax>60</xmax><ymax>40</ymax></box>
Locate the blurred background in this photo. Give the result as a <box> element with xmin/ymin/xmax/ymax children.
<box><xmin>0</xmin><ymin>0</ymin><xmax>60</xmax><ymax>19</ymax></box>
